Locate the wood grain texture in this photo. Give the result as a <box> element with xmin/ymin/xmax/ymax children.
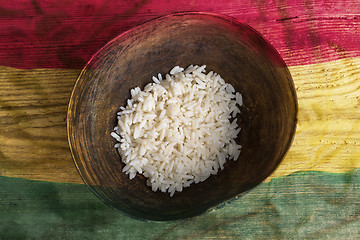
<box><xmin>0</xmin><ymin>0</ymin><xmax>359</xmax><ymax>237</ymax></box>
<box><xmin>0</xmin><ymin>0</ymin><xmax>359</xmax><ymax>185</ymax></box>
<box><xmin>0</xmin><ymin>0</ymin><xmax>359</xmax><ymax>68</ymax></box>
<box><xmin>1</xmin><ymin>57</ymin><xmax>359</xmax><ymax>184</ymax></box>
<box><xmin>1</xmin><ymin>170</ymin><xmax>359</xmax><ymax>239</ymax></box>
<box><xmin>270</xmin><ymin>57</ymin><xmax>360</xmax><ymax>179</ymax></box>
<box><xmin>0</xmin><ymin>67</ymin><xmax>82</xmax><ymax>183</ymax></box>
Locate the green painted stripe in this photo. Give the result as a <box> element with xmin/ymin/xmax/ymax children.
<box><xmin>1</xmin><ymin>169</ymin><xmax>359</xmax><ymax>239</ymax></box>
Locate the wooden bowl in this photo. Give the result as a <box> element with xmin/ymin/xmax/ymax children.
<box><xmin>67</xmin><ymin>12</ymin><xmax>298</xmax><ymax>221</ymax></box>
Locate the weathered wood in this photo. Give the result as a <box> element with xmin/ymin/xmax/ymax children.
<box><xmin>270</xmin><ymin>57</ymin><xmax>360</xmax><ymax>179</ymax></box>
<box><xmin>0</xmin><ymin>67</ymin><xmax>82</xmax><ymax>183</ymax></box>
<box><xmin>0</xmin><ymin>0</ymin><xmax>359</xmax><ymax>69</ymax></box>
<box><xmin>0</xmin><ymin>0</ymin><xmax>359</xmax><ymax>185</ymax></box>
<box><xmin>1</xmin><ymin>57</ymin><xmax>359</xmax><ymax>184</ymax></box>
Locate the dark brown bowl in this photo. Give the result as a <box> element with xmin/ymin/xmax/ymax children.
<box><xmin>67</xmin><ymin>12</ymin><xmax>297</xmax><ymax>221</ymax></box>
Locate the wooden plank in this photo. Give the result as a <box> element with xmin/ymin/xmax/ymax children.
<box><xmin>1</xmin><ymin>170</ymin><xmax>359</xmax><ymax>239</ymax></box>
<box><xmin>269</xmin><ymin>57</ymin><xmax>360</xmax><ymax>180</ymax></box>
<box><xmin>0</xmin><ymin>67</ymin><xmax>83</xmax><ymax>183</ymax></box>
<box><xmin>0</xmin><ymin>0</ymin><xmax>359</xmax><ymax>68</ymax></box>
<box><xmin>1</xmin><ymin>58</ymin><xmax>359</xmax><ymax>183</ymax></box>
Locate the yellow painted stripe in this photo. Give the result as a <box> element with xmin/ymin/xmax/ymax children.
<box><xmin>0</xmin><ymin>67</ymin><xmax>83</xmax><ymax>184</ymax></box>
<box><xmin>0</xmin><ymin>58</ymin><xmax>359</xmax><ymax>184</ymax></box>
<box><xmin>268</xmin><ymin>57</ymin><xmax>360</xmax><ymax>180</ymax></box>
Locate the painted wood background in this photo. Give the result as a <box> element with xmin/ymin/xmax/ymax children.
<box><xmin>0</xmin><ymin>0</ymin><xmax>359</xmax><ymax>239</ymax></box>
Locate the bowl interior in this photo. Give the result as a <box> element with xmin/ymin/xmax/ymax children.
<box><xmin>67</xmin><ymin>12</ymin><xmax>297</xmax><ymax>221</ymax></box>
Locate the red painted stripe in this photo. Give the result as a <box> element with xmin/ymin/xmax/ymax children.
<box><xmin>0</xmin><ymin>0</ymin><xmax>359</xmax><ymax>69</ymax></box>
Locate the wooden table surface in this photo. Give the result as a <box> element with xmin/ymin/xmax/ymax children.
<box><xmin>0</xmin><ymin>0</ymin><xmax>359</xmax><ymax>239</ymax></box>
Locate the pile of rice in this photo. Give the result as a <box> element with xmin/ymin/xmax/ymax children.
<box><xmin>111</xmin><ymin>65</ymin><xmax>243</xmax><ymax>197</ymax></box>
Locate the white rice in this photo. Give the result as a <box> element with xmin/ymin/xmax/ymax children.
<box><xmin>111</xmin><ymin>65</ymin><xmax>243</xmax><ymax>197</ymax></box>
